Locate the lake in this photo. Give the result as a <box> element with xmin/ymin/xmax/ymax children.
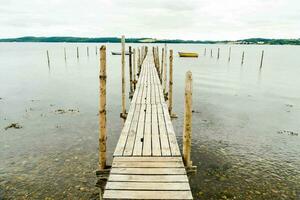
<box><xmin>0</xmin><ymin>43</ymin><xmax>299</xmax><ymax>199</ymax></box>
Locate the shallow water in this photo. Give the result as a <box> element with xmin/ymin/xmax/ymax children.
<box><xmin>0</xmin><ymin>43</ymin><xmax>299</xmax><ymax>199</ymax></box>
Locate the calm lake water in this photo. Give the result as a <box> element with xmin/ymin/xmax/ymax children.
<box><xmin>0</xmin><ymin>43</ymin><xmax>299</xmax><ymax>200</ymax></box>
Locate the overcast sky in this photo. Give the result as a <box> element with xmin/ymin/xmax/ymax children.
<box><xmin>0</xmin><ymin>0</ymin><xmax>299</xmax><ymax>40</ymax></box>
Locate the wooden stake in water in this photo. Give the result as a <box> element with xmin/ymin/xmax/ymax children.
<box><xmin>64</xmin><ymin>48</ymin><xmax>67</xmax><ymax>61</ymax></box>
<box><xmin>77</xmin><ymin>47</ymin><xmax>79</xmax><ymax>59</ymax></box>
<box><xmin>241</xmin><ymin>51</ymin><xmax>245</xmax><ymax>65</ymax></box>
<box><xmin>96</xmin><ymin>46</ymin><xmax>97</xmax><ymax>55</ymax></box>
<box><xmin>121</xmin><ymin>35</ymin><xmax>127</xmax><ymax>119</ymax></box>
<box><xmin>228</xmin><ymin>47</ymin><xmax>231</xmax><ymax>62</ymax></box>
<box><xmin>163</xmin><ymin>44</ymin><xmax>167</xmax><ymax>94</ymax></box>
<box><xmin>129</xmin><ymin>46</ymin><xmax>133</xmax><ymax>97</ymax></box>
<box><xmin>46</xmin><ymin>50</ymin><xmax>50</xmax><ymax>66</ymax></box>
<box><xmin>183</xmin><ymin>71</ymin><xmax>193</xmax><ymax>168</ymax></box>
<box><xmin>161</xmin><ymin>48</ymin><xmax>164</xmax><ymax>84</ymax></box>
<box><xmin>210</xmin><ymin>49</ymin><xmax>213</xmax><ymax>58</ymax></box>
<box><xmin>260</xmin><ymin>50</ymin><xmax>264</xmax><ymax>69</ymax></box>
<box><xmin>204</xmin><ymin>48</ymin><xmax>206</xmax><ymax>56</ymax></box>
<box><xmin>87</xmin><ymin>46</ymin><xmax>89</xmax><ymax>57</ymax></box>
<box><xmin>217</xmin><ymin>48</ymin><xmax>220</xmax><ymax>59</ymax></box>
<box><xmin>168</xmin><ymin>49</ymin><xmax>173</xmax><ymax>114</ymax></box>
<box><xmin>99</xmin><ymin>45</ymin><xmax>107</xmax><ymax>170</ymax></box>
<box><xmin>133</xmin><ymin>48</ymin><xmax>136</xmax><ymax>91</ymax></box>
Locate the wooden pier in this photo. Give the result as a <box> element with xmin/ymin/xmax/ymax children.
<box><xmin>102</xmin><ymin>50</ymin><xmax>193</xmax><ymax>199</ymax></box>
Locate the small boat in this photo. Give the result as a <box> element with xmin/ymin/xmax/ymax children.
<box><xmin>178</xmin><ymin>52</ymin><xmax>199</xmax><ymax>58</ymax></box>
<box><xmin>111</xmin><ymin>51</ymin><xmax>131</xmax><ymax>55</ymax></box>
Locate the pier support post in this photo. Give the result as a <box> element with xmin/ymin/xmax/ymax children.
<box><xmin>120</xmin><ymin>35</ymin><xmax>127</xmax><ymax>119</ymax></box>
<box><xmin>161</xmin><ymin>48</ymin><xmax>164</xmax><ymax>84</ymax></box>
<box><xmin>183</xmin><ymin>71</ymin><xmax>196</xmax><ymax>172</ymax></box>
<box><xmin>204</xmin><ymin>48</ymin><xmax>206</xmax><ymax>56</ymax></box>
<box><xmin>99</xmin><ymin>45</ymin><xmax>107</xmax><ymax>171</ymax></box>
<box><xmin>210</xmin><ymin>49</ymin><xmax>213</xmax><ymax>58</ymax></box>
<box><xmin>168</xmin><ymin>50</ymin><xmax>177</xmax><ymax>119</ymax></box>
<box><xmin>129</xmin><ymin>46</ymin><xmax>133</xmax><ymax>99</ymax></box>
<box><xmin>260</xmin><ymin>50</ymin><xmax>264</xmax><ymax>70</ymax></box>
<box><xmin>217</xmin><ymin>48</ymin><xmax>220</xmax><ymax>59</ymax></box>
<box><xmin>77</xmin><ymin>47</ymin><xmax>79</xmax><ymax>59</ymax></box>
<box><xmin>241</xmin><ymin>51</ymin><xmax>245</xmax><ymax>65</ymax></box>
<box><xmin>228</xmin><ymin>47</ymin><xmax>231</xmax><ymax>62</ymax></box>
<box><xmin>163</xmin><ymin>44</ymin><xmax>167</xmax><ymax>95</ymax></box>
<box><xmin>64</xmin><ymin>48</ymin><xmax>67</xmax><ymax>61</ymax></box>
<box><xmin>87</xmin><ymin>46</ymin><xmax>89</xmax><ymax>57</ymax></box>
<box><xmin>46</xmin><ymin>50</ymin><xmax>50</xmax><ymax>66</ymax></box>
<box><xmin>133</xmin><ymin>48</ymin><xmax>137</xmax><ymax>91</ymax></box>
<box><xmin>138</xmin><ymin>48</ymin><xmax>141</xmax><ymax>77</ymax></box>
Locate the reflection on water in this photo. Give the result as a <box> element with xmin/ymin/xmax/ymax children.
<box><xmin>0</xmin><ymin>43</ymin><xmax>299</xmax><ymax>199</ymax></box>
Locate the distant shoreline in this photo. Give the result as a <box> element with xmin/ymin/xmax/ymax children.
<box><xmin>0</xmin><ymin>36</ymin><xmax>299</xmax><ymax>45</ymax></box>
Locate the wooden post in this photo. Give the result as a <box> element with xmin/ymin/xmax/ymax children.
<box><xmin>210</xmin><ymin>49</ymin><xmax>212</xmax><ymax>58</ymax></box>
<box><xmin>133</xmin><ymin>48</ymin><xmax>136</xmax><ymax>91</ymax></box>
<box><xmin>163</xmin><ymin>44</ymin><xmax>167</xmax><ymax>94</ymax></box>
<box><xmin>241</xmin><ymin>51</ymin><xmax>245</xmax><ymax>65</ymax></box>
<box><xmin>156</xmin><ymin>47</ymin><xmax>161</xmax><ymax>81</ymax></box>
<box><xmin>217</xmin><ymin>48</ymin><xmax>220</xmax><ymax>59</ymax></box>
<box><xmin>168</xmin><ymin>50</ymin><xmax>174</xmax><ymax>114</ymax></box>
<box><xmin>96</xmin><ymin>46</ymin><xmax>97</xmax><ymax>55</ymax></box>
<box><xmin>64</xmin><ymin>47</ymin><xmax>67</xmax><ymax>61</ymax></box>
<box><xmin>183</xmin><ymin>71</ymin><xmax>193</xmax><ymax>168</ymax></box>
<box><xmin>138</xmin><ymin>48</ymin><xmax>141</xmax><ymax>76</ymax></box>
<box><xmin>204</xmin><ymin>48</ymin><xmax>206</xmax><ymax>56</ymax></box>
<box><xmin>99</xmin><ymin>45</ymin><xmax>107</xmax><ymax>170</ymax></box>
<box><xmin>121</xmin><ymin>35</ymin><xmax>126</xmax><ymax>118</ymax></box>
<box><xmin>228</xmin><ymin>47</ymin><xmax>231</xmax><ymax>62</ymax></box>
<box><xmin>87</xmin><ymin>46</ymin><xmax>89</xmax><ymax>57</ymax></box>
<box><xmin>161</xmin><ymin>48</ymin><xmax>164</xmax><ymax>84</ymax></box>
<box><xmin>260</xmin><ymin>50</ymin><xmax>264</xmax><ymax>69</ymax></box>
<box><xmin>46</xmin><ymin>50</ymin><xmax>50</xmax><ymax>66</ymax></box>
<box><xmin>77</xmin><ymin>47</ymin><xmax>79</xmax><ymax>59</ymax></box>
<box><xmin>129</xmin><ymin>46</ymin><xmax>133</xmax><ymax>98</ymax></box>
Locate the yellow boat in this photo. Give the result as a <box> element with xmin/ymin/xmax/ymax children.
<box><xmin>178</xmin><ymin>52</ymin><xmax>199</xmax><ymax>58</ymax></box>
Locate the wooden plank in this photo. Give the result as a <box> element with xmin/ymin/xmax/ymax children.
<box><xmin>110</xmin><ymin>167</ymin><xmax>186</xmax><ymax>175</ymax></box>
<box><xmin>113</xmin><ymin>157</ymin><xmax>182</xmax><ymax>162</ymax></box>
<box><xmin>123</xmin><ymin>104</ymin><xmax>142</xmax><ymax>156</ymax></box>
<box><xmin>103</xmin><ymin>190</ymin><xmax>193</xmax><ymax>200</ymax></box>
<box><xmin>114</xmin><ymin>102</ymin><xmax>138</xmax><ymax>156</ymax></box>
<box><xmin>162</xmin><ymin>103</ymin><xmax>181</xmax><ymax>156</ymax></box>
<box><xmin>151</xmin><ymin>105</ymin><xmax>161</xmax><ymax>156</ymax></box>
<box><xmin>108</xmin><ymin>174</ymin><xmax>189</xmax><ymax>182</ymax></box>
<box><xmin>142</xmin><ymin>104</ymin><xmax>152</xmax><ymax>156</ymax></box>
<box><xmin>157</xmin><ymin>105</ymin><xmax>171</xmax><ymax>156</ymax></box>
<box><xmin>132</xmin><ymin>103</ymin><xmax>146</xmax><ymax>156</ymax></box>
<box><xmin>112</xmin><ymin>161</ymin><xmax>184</xmax><ymax>168</ymax></box>
<box><xmin>105</xmin><ymin>182</ymin><xmax>190</xmax><ymax>190</ymax></box>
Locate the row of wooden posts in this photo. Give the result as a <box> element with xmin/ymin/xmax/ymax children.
<box><xmin>204</xmin><ymin>47</ymin><xmax>265</xmax><ymax>69</ymax></box>
<box><xmin>46</xmin><ymin>46</ymin><xmax>99</xmax><ymax>67</ymax></box>
<box><xmin>98</xmin><ymin>36</ymin><xmax>194</xmax><ymax>170</ymax></box>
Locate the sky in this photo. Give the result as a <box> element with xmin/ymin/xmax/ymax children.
<box><xmin>0</xmin><ymin>0</ymin><xmax>299</xmax><ymax>40</ymax></box>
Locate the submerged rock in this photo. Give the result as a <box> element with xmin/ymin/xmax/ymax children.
<box><xmin>4</xmin><ymin>123</ymin><xmax>23</xmax><ymax>130</ymax></box>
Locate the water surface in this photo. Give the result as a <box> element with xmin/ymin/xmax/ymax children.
<box><xmin>0</xmin><ymin>43</ymin><xmax>299</xmax><ymax>199</ymax></box>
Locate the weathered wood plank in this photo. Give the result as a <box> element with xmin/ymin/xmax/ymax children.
<box><xmin>105</xmin><ymin>182</ymin><xmax>190</xmax><ymax>190</ymax></box>
<box><xmin>103</xmin><ymin>190</ymin><xmax>193</xmax><ymax>200</ymax></box>
<box><xmin>113</xmin><ymin>157</ymin><xmax>182</xmax><ymax>162</ymax></box>
<box><xmin>157</xmin><ymin>105</ymin><xmax>171</xmax><ymax>156</ymax></box>
<box><xmin>112</xmin><ymin>161</ymin><xmax>184</xmax><ymax>168</ymax></box>
<box><xmin>108</xmin><ymin>174</ymin><xmax>189</xmax><ymax>182</ymax></box>
<box><xmin>162</xmin><ymin>103</ymin><xmax>181</xmax><ymax>156</ymax></box>
<box><xmin>110</xmin><ymin>167</ymin><xmax>186</xmax><ymax>175</ymax></box>
<box><xmin>123</xmin><ymin>104</ymin><xmax>142</xmax><ymax>156</ymax></box>
<box><xmin>142</xmin><ymin>104</ymin><xmax>152</xmax><ymax>156</ymax></box>
<box><xmin>132</xmin><ymin>103</ymin><xmax>146</xmax><ymax>156</ymax></box>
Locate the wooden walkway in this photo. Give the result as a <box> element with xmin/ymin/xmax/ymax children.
<box><xmin>103</xmin><ymin>52</ymin><xmax>193</xmax><ymax>199</ymax></box>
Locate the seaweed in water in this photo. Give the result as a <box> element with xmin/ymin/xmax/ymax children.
<box><xmin>4</xmin><ymin>123</ymin><xmax>23</xmax><ymax>130</ymax></box>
